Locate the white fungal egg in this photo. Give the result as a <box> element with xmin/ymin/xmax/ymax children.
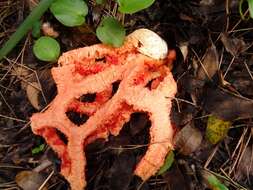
<box><xmin>127</xmin><ymin>28</ymin><xmax>168</xmax><ymax>59</ymax></box>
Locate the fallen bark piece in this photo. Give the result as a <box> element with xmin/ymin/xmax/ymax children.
<box><xmin>30</xmin><ymin>28</ymin><xmax>177</xmax><ymax>190</ymax></box>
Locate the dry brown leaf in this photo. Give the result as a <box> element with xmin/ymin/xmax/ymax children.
<box><xmin>26</xmin><ymin>82</ymin><xmax>41</xmax><ymax>110</ymax></box>
<box><xmin>230</xmin><ymin>71</ymin><xmax>253</xmax><ymax>97</ymax></box>
<box><xmin>197</xmin><ymin>42</ymin><xmax>219</xmax><ymax>81</ymax></box>
<box><xmin>200</xmin><ymin>0</ymin><xmax>215</xmax><ymax>6</ymax></box>
<box><xmin>175</xmin><ymin>124</ymin><xmax>203</xmax><ymax>155</ymax></box>
<box><xmin>162</xmin><ymin>163</ymin><xmax>189</xmax><ymax>190</ymax></box>
<box><xmin>11</xmin><ymin>66</ymin><xmax>32</xmax><ymax>89</ymax></box>
<box><xmin>203</xmin><ymin>87</ymin><xmax>253</xmax><ymax>120</ymax></box>
<box><xmin>235</xmin><ymin>146</ymin><xmax>253</xmax><ymax>181</ymax></box>
<box><xmin>37</xmin><ymin>69</ymin><xmax>56</xmax><ymax>104</ymax></box>
<box><xmin>12</xmin><ymin>66</ymin><xmax>30</xmax><ymax>77</ymax></box>
<box><xmin>220</xmin><ymin>33</ymin><xmax>246</xmax><ymax>56</ymax></box>
<box><xmin>179</xmin><ymin>42</ymin><xmax>189</xmax><ymax>62</ymax></box>
<box><xmin>15</xmin><ymin>170</ymin><xmax>47</xmax><ymax>190</ymax></box>
<box><xmin>218</xmin><ymin>71</ymin><xmax>231</xmax><ymax>87</ymax></box>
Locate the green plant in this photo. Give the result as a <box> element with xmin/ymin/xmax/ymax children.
<box><xmin>33</xmin><ymin>36</ymin><xmax>60</xmax><ymax>61</ymax></box>
<box><xmin>32</xmin><ymin>20</ymin><xmax>42</xmax><ymax>38</ymax></box>
<box><xmin>96</xmin><ymin>17</ymin><xmax>126</xmax><ymax>47</ymax></box>
<box><xmin>50</xmin><ymin>0</ymin><xmax>88</xmax><ymax>27</ymax></box>
<box><xmin>239</xmin><ymin>0</ymin><xmax>253</xmax><ymax>19</ymax></box>
<box><xmin>117</xmin><ymin>0</ymin><xmax>155</xmax><ymax>14</ymax></box>
<box><xmin>206</xmin><ymin>173</ymin><xmax>229</xmax><ymax>190</ymax></box>
<box><xmin>157</xmin><ymin>151</ymin><xmax>174</xmax><ymax>175</ymax></box>
<box><xmin>32</xmin><ymin>144</ymin><xmax>45</xmax><ymax>155</ymax></box>
<box><xmin>96</xmin><ymin>0</ymin><xmax>105</xmax><ymax>5</ymax></box>
<box><xmin>0</xmin><ymin>0</ymin><xmax>156</xmax><ymax>61</ymax></box>
<box><xmin>96</xmin><ymin>0</ymin><xmax>155</xmax><ymax>45</ymax></box>
<box><xmin>248</xmin><ymin>0</ymin><xmax>253</xmax><ymax>17</ymax></box>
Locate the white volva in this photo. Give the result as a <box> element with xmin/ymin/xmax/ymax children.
<box><xmin>127</xmin><ymin>28</ymin><xmax>168</xmax><ymax>60</ymax></box>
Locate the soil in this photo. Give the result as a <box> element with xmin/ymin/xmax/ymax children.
<box><xmin>0</xmin><ymin>0</ymin><xmax>253</xmax><ymax>190</ymax></box>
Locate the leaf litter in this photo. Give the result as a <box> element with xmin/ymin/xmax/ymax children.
<box><xmin>203</xmin><ymin>86</ymin><xmax>253</xmax><ymax>120</ymax></box>
<box><xmin>1</xmin><ymin>0</ymin><xmax>253</xmax><ymax>190</ymax></box>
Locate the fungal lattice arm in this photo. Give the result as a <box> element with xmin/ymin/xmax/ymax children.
<box><xmin>30</xmin><ymin>29</ymin><xmax>177</xmax><ymax>190</ymax></box>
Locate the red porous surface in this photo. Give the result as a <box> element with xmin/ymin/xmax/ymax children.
<box><xmin>30</xmin><ymin>37</ymin><xmax>177</xmax><ymax>190</ymax></box>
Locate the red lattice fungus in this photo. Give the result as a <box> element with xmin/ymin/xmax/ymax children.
<box><xmin>30</xmin><ymin>29</ymin><xmax>177</xmax><ymax>190</ymax></box>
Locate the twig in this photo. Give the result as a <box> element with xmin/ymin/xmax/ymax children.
<box><xmin>204</xmin><ymin>143</ymin><xmax>220</xmax><ymax>169</ymax></box>
<box><xmin>0</xmin><ymin>91</ymin><xmax>16</xmax><ymax>117</ymax></box>
<box><xmin>229</xmin><ymin>9</ymin><xmax>249</xmax><ymax>33</ymax></box>
<box><xmin>223</xmin><ymin>55</ymin><xmax>235</xmax><ymax>78</ymax></box>
<box><xmin>244</xmin><ymin>61</ymin><xmax>253</xmax><ymax>80</ymax></box>
<box><xmin>0</xmin><ymin>113</ymin><xmax>27</xmax><ymax>123</ymax></box>
<box><xmin>191</xmin><ymin>48</ymin><xmax>212</xmax><ymax>81</ymax></box>
<box><xmin>229</xmin><ymin>127</ymin><xmax>251</xmax><ymax>176</ymax></box>
<box><xmin>38</xmin><ymin>170</ymin><xmax>54</xmax><ymax>190</ymax></box>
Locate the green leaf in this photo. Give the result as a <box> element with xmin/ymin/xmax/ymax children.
<box><xmin>216</xmin><ymin>183</ymin><xmax>229</xmax><ymax>190</ymax></box>
<box><xmin>248</xmin><ymin>0</ymin><xmax>253</xmax><ymax>18</ymax></box>
<box><xmin>32</xmin><ymin>20</ymin><xmax>41</xmax><ymax>38</ymax></box>
<box><xmin>157</xmin><ymin>151</ymin><xmax>174</xmax><ymax>175</ymax></box>
<box><xmin>33</xmin><ymin>36</ymin><xmax>60</xmax><ymax>62</ymax></box>
<box><xmin>50</xmin><ymin>0</ymin><xmax>88</xmax><ymax>27</ymax></box>
<box><xmin>239</xmin><ymin>0</ymin><xmax>250</xmax><ymax>20</ymax></box>
<box><xmin>206</xmin><ymin>115</ymin><xmax>231</xmax><ymax>144</ymax></box>
<box><xmin>117</xmin><ymin>0</ymin><xmax>155</xmax><ymax>14</ymax></box>
<box><xmin>96</xmin><ymin>0</ymin><xmax>105</xmax><ymax>5</ymax></box>
<box><xmin>207</xmin><ymin>174</ymin><xmax>229</xmax><ymax>190</ymax></box>
<box><xmin>32</xmin><ymin>144</ymin><xmax>45</xmax><ymax>155</ymax></box>
<box><xmin>96</xmin><ymin>17</ymin><xmax>126</xmax><ymax>47</ymax></box>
